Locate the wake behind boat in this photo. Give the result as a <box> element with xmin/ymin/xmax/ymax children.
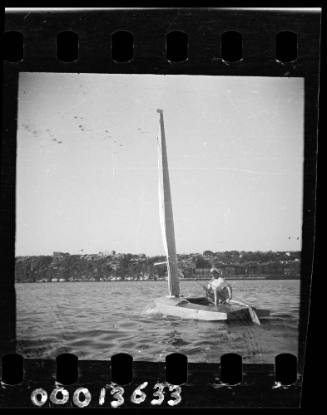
<box><xmin>154</xmin><ymin>109</ymin><xmax>270</xmax><ymax>324</ymax></box>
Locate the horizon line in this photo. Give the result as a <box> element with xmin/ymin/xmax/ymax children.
<box><xmin>15</xmin><ymin>249</ymin><xmax>302</xmax><ymax>257</ymax></box>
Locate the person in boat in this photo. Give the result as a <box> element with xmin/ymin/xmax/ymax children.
<box><xmin>207</xmin><ymin>267</ymin><xmax>232</xmax><ymax>306</ymax></box>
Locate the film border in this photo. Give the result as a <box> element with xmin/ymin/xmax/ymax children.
<box><xmin>1</xmin><ymin>7</ymin><xmax>321</xmax><ymax>408</ymax></box>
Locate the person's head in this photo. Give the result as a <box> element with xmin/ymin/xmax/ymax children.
<box><xmin>210</xmin><ymin>267</ymin><xmax>222</xmax><ymax>279</ymax></box>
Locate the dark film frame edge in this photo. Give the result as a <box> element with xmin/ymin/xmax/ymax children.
<box><xmin>0</xmin><ymin>7</ymin><xmax>321</xmax><ymax>409</ymax></box>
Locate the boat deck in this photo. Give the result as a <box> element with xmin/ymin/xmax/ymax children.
<box><xmin>181</xmin><ymin>297</ymin><xmax>239</xmax><ymax>313</ymax></box>
<box><xmin>154</xmin><ymin>296</ymin><xmax>269</xmax><ymax>322</ymax></box>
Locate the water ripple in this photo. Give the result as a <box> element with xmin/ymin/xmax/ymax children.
<box><xmin>16</xmin><ymin>280</ymin><xmax>299</xmax><ymax>363</ymax></box>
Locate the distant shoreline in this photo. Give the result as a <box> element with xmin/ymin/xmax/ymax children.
<box><xmin>15</xmin><ymin>252</ymin><xmax>301</xmax><ymax>283</ymax></box>
<box><xmin>16</xmin><ymin>276</ymin><xmax>300</xmax><ymax>283</ymax></box>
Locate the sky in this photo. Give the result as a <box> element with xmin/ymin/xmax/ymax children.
<box><xmin>16</xmin><ymin>73</ymin><xmax>304</xmax><ymax>256</ymax></box>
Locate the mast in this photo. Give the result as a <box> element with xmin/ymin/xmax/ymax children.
<box><xmin>157</xmin><ymin>109</ymin><xmax>180</xmax><ymax>297</ymax></box>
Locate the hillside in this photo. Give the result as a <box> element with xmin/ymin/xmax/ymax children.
<box><xmin>15</xmin><ymin>251</ymin><xmax>301</xmax><ymax>282</ymax></box>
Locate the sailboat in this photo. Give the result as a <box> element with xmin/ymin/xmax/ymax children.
<box><xmin>154</xmin><ymin>109</ymin><xmax>270</xmax><ymax>324</ymax></box>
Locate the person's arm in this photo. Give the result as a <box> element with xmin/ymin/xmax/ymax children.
<box><xmin>214</xmin><ymin>289</ymin><xmax>218</xmax><ymax>307</ymax></box>
<box><xmin>226</xmin><ymin>285</ymin><xmax>232</xmax><ymax>303</ymax></box>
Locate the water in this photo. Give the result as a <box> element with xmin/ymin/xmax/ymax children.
<box><xmin>16</xmin><ymin>280</ymin><xmax>299</xmax><ymax>363</ymax></box>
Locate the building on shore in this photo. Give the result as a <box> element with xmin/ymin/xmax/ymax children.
<box><xmin>53</xmin><ymin>252</ymin><xmax>70</xmax><ymax>258</ymax></box>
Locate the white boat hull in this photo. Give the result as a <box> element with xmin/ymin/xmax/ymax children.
<box><xmin>154</xmin><ymin>296</ymin><xmax>270</xmax><ymax>322</ymax></box>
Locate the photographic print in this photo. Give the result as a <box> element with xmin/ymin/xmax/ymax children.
<box><xmin>15</xmin><ymin>72</ymin><xmax>303</xmax><ymax>364</ymax></box>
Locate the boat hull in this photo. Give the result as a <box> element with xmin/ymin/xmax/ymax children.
<box><xmin>154</xmin><ymin>296</ymin><xmax>270</xmax><ymax>322</ymax></box>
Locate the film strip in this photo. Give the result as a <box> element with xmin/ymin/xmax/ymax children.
<box><xmin>1</xmin><ymin>352</ymin><xmax>300</xmax><ymax>408</ymax></box>
<box><xmin>1</xmin><ymin>6</ymin><xmax>321</xmax><ymax>409</ymax></box>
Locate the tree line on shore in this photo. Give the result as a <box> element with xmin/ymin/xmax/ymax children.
<box><xmin>15</xmin><ymin>251</ymin><xmax>301</xmax><ymax>283</ymax></box>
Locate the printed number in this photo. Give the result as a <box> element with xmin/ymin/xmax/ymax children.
<box><xmin>31</xmin><ymin>388</ymin><xmax>48</xmax><ymax>407</ymax></box>
<box><xmin>73</xmin><ymin>387</ymin><xmax>92</xmax><ymax>408</ymax></box>
<box><xmin>167</xmin><ymin>384</ymin><xmax>182</xmax><ymax>407</ymax></box>
<box><xmin>99</xmin><ymin>387</ymin><xmax>106</xmax><ymax>405</ymax></box>
<box><xmin>109</xmin><ymin>383</ymin><xmax>125</xmax><ymax>408</ymax></box>
<box><xmin>150</xmin><ymin>382</ymin><xmax>182</xmax><ymax>406</ymax></box>
<box><xmin>131</xmin><ymin>381</ymin><xmax>148</xmax><ymax>404</ymax></box>
<box><xmin>49</xmin><ymin>387</ymin><xmax>69</xmax><ymax>405</ymax></box>
<box><xmin>150</xmin><ymin>383</ymin><xmax>165</xmax><ymax>405</ymax></box>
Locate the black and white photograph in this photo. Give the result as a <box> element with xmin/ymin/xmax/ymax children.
<box><xmin>15</xmin><ymin>72</ymin><xmax>303</xmax><ymax>364</ymax></box>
